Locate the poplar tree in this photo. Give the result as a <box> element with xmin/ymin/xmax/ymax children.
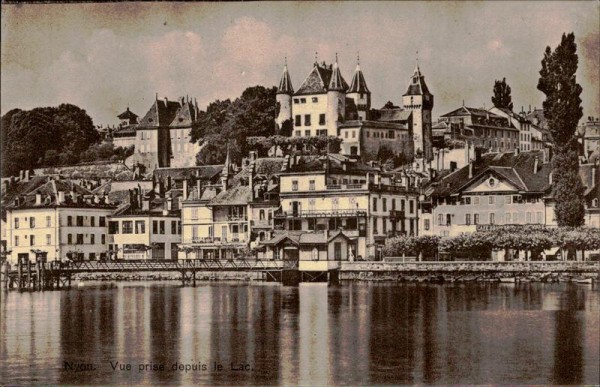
<box><xmin>537</xmin><ymin>32</ymin><xmax>585</xmax><ymax>227</ymax></box>
<box><xmin>491</xmin><ymin>78</ymin><xmax>514</xmax><ymax>110</ymax></box>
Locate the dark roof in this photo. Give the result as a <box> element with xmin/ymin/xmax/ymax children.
<box><xmin>231</xmin><ymin>158</ymin><xmax>286</xmax><ymax>187</ymax></box>
<box><xmin>138</xmin><ymin>98</ymin><xmax>181</xmax><ymax>127</ymax></box>
<box><xmin>328</xmin><ymin>62</ymin><xmax>348</xmax><ymax>91</ymax></box>
<box><xmin>113</xmin><ymin>195</ymin><xmax>180</xmax><ymax>217</ymax></box>
<box><xmin>117</xmin><ymin>107</ymin><xmax>138</xmax><ymax>120</ymax></box>
<box><xmin>169</xmin><ymin>99</ymin><xmax>197</xmax><ymax>127</ymax></box>
<box><xmin>429</xmin><ymin>150</ymin><xmax>552</xmax><ymax>197</ymax></box>
<box><xmin>2</xmin><ymin>175</ymin><xmax>49</xmax><ymax>206</ymax></box>
<box><xmin>299</xmin><ymin>232</ymin><xmax>327</xmax><ymax>245</ymax></box>
<box><xmin>348</xmin><ymin>64</ymin><xmax>370</xmax><ymax>94</ymax></box>
<box><xmin>376</xmin><ymin>109</ymin><xmax>412</xmax><ymax>123</ymax></box>
<box><xmin>153</xmin><ymin>165</ymin><xmax>224</xmax><ymax>182</ymax></box>
<box><xmin>339</xmin><ymin>120</ymin><xmax>407</xmax><ymax>130</ymax></box>
<box><xmin>403</xmin><ymin>65</ymin><xmax>431</xmax><ymax>96</ymax></box>
<box><xmin>441</xmin><ymin>106</ymin><xmax>503</xmax><ymax>119</ymax></box>
<box><xmin>285</xmin><ymin>154</ymin><xmax>378</xmax><ymax>175</ymax></box>
<box><xmin>6</xmin><ymin>179</ymin><xmax>116</xmax><ymax>209</ymax></box>
<box><xmin>295</xmin><ymin>63</ymin><xmax>347</xmax><ymax>95</ymax></box>
<box><xmin>277</xmin><ymin>64</ymin><xmax>294</xmax><ymax>95</ymax></box>
<box><xmin>208</xmin><ymin>185</ymin><xmax>251</xmax><ymax>206</ymax></box>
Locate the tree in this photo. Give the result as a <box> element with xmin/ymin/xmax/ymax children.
<box><xmin>537</xmin><ymin>32</ymin><xmax>585</xmax><ymax>226</ymax></box>
<box><xmin>491</xmin><ymin>77</ymin><xmax>514</xmax><ymax>110</ymax></box>
<box><xmin>191</xmin><ymin>86</ymin><xmax>279</xmax><ymax>165</ymax></box>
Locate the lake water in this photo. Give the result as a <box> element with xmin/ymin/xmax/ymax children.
<box><xmin>1</xmin><ymin>281</ymin><xmax>599</xmax><ymax>385</ymax></box>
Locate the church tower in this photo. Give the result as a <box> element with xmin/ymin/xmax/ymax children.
<box><xmin>276</xmin><ymin>60</ymin><xmax>294</xmax><ymax>134</ymax></box>
<box><xmin>402</xmin><ymin>62</ymin><xmax>434</xmax><ymax>160</ymax></box>
<box><xmin>326</xmin><ymin>54</ymin><xmax>347</xmax><ymax>136</ymax></box>
<box><xmin>347</xmin><ymin>57</ymin><xmax>371</xmax><ymax>121</ymax></box>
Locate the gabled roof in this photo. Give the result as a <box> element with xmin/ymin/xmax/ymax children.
<box><xmin>208</xmin><ymin>185</ymin><xmax>251</xmax><ymax>206</ymax></box>
<box><xmin>295</xmin><ymin>62</ymin><xmax>347</xmax><ymax>95</ymax></box>
<box><xmin>138</xmin><ymin>98</ymin><xmax>182</xmax><ymax>127</ymax></box>
<box><xmin>153</xmin><ymin>165</ymin><xmax>224</xmax><ymax>182</ymax></box>
<box><xmin>299</xmin><ymin>232</ymin><xmax>328</xmax><ymax>245</ymax></box>
<box><xmin>403</xmin><ymin>64</ymin><xmax>431</xmax><ymax>96</ymax></box>
<box><xmin>169</xmin><ymin>99</ymin><xmax>197</xmax><ymax>127</ymax></box>
<box><xmin>348</xmin><ymin>64</ymin><xmax>370</xmax><ymax>94</ymax></box>
<box><xmin>277</xmin><ymin>64</ymin><xmax>294</xmax><ymax>95</ymax></box>
<box><xmin>441</xmin><ymin>106</ymin><xmax>503</xmax><ymax>118</ymax></box>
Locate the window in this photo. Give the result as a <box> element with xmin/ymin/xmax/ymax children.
<box><xmin>308</xmin><ymin>218</ymin><xmax>316</xmax><ymax>231</ymax></box>
<box><xmin>108</xmin><ymin>221</ymin><xmax>119</xmax><ymax>234</ymax></box>
<box><xmin>159</xmin><ymin>221</ymin><xmax>165</xmax><ymax>234</ymax></box>
<box><xmin>312</xmin><ymin>97</ymin><xmax>318</xmax><ymax>103</ymax></box>
<box><xmin>15</xmin><ymin>236</ymin><xmax>19</xmax><ymax>246</ymax></box>
<box><xmin>295</xmin><ymin>115</ymin><xmax>301</xmax><ymax>126</ymax></box>
<box><xmin>391</xmin><ymin>199</ymin><xmax>396</xmax><ymax>210</ymax></box>
<box><xmin>135</xmin><ymin>220</ymin><xmax>145</xmax><ymax>234</ymax></box>
<box><xmin>465</xmin><ymin>214</ymin><xmax>471</xmax><ymax>225</ymax></box>
<box><xmin>67</xmin><ymin>234</ymin><xmax>72</xmax><ymax>244</ymax></box>
<box><xmin>373</xmin><ymin>218</ymin><xmax>378</xmax><ymax>234</ymax></box>
<box><xmin>366</xmin><ymin>131</ymin><xmax>370</xmax><ymax>138</ymax></box>
<box><xmin>474</xmin><ymin>213</ymin><xmax>480</xmax><ymax>225</ymax></box>
<box><xmin>319</xmin><ymin>114</ymin><xmax>326</xmax><ymax>125</ymax></box>
<box><xmin>46</xmin><ymin>234</ymin><xmax>51</xmax><ymax>245</ymax></box>
<box><xmin>90</xmin><ymin>234</ymin><xmax>95</xmax><ymax>245</ymax></box>
<box><xmin>171</xmin><ymin>220</ymin><xmax>177</xmax><ymax>234</ymax></box>
<box><xmin>446</xmin><ymin>214</ymin><xmax>452</xmax><ymax>226</ymax></box>
<box><xmin>294</xmin><ymin>98</ymin><xmax>299</xmax><ymax>104</ymax></box>
<box><xmin>383</xmin><ymin>198</ymin><xmax>387</xmax><ymax>212</ymax></box>
<box><xmin>46</xmin><ymin>216</ymin><xmax>51</xmax><ymax>227</ymax></box>
<box><xmin>526</xmin><ymin>212</ymin><xmax>532</xmax><ymax>224</ymax></box>
<box><xmin>424</xmin><ymin>219</ymin><xmax>430</xmax><ymax>231</ymax></box>
<box><xmin>99</xmin><ymin>216</ymin><xmax>106</xmax><ymax>227</ymax></box>
<box><xmin>474</xmin><ymin>197</ymin><xmax>480</xmax><ymax>205</ymax></box>
<box><xmin>383</xmin><ymin>219</ymin><xmax>387</xmax><ymax>233</ymax></box>
<box><xmin>300</xmin><ymin>98</ymin><xmax>306</xmax><ymax>104</ymax></box>
<box><xmin>305</xmin><ymin>114</ymin><xmax>311</xmax><ymax>126</ymax></box>
<box><xmin>489</xmin><ymin>213</ymin><xmax>495</xmax><ymax>224</ymax></box>
<box><xmin>489</xmin><ymin>196</ymin><xmax>495</xmax><ymax>204</ymax></box>
<box><xmin>409</xmin><ymin>200</ymin><xmax>414</xmax><ymax>214</ymax></box>
<box><xmin>505</xmin><ymin>196</ymin><xmax>512</xmax><ymax>204</ymax></box>
<box><xmin>505</xmin><ymin>213</ymin><xmax>511</xmax><ymax>224</ymax></box>
<box><xmin>14</xmin><ymin>218</ymin><xmax>19</xmax><ymax>229</ymax></box>
<box><xmin>295</xmin><ymin>130</ymin><xmax>301</xmax><ymax>137</ymax></box>
<box><xmin>76</xmin><ymin>234</ymin><xmax>84</xmax><ymax>244</ymax></box>
<box><xmin>191</xmin><ymin>208</ymin><xmax>198</xmax><ymax>220</ymax></box>
<box><xmin>192</xmin><ymin>226</ymin><xmax>198</xmax><ymax>239</ymax></box>
<box><xmin>101</xmin><ymin>234</ymin><xmax>106</xmax><ymax>245</ymax></box>
<box><xmin>401</xmin><ymin>200</ymin><xmax>406</xmax><ymax>211</ymax></box>
<box><xmin>438</xmin><ymin>214</ymin><xmax>444</xmax><ymax>226</ymax></box>
<box><xmin>593</xmin><ymin>198</ymin><xmax>599</xmax><ymax>208</ymax></box>
<box><xmin>344</xmin><ymin>131</ymin><xmax>348</xmax><ymax>138</ymax></box>
<box><xmin>465</xmin><ymin>197</ymin><xmax>471</xmax><ymax>205</ymax></box>
<box><xmin>388</xmin><ymin>130</ymin><xmax>395</xmax><ymax>139</ymax></box>
<box><xmin>352</xmin><ymin>131</ymin><xmax>356</xmax><ymax>138</ymax></box>
<box><xmin>90</xmin><ymin>217</ymin><xmax>95</xmax><ymax>227</ymax></box>
<box><xmin>76</xmin><ymin>216</ymin><xmax>83</xmax><ymax>227</ymax></box>
<box><xmin>30</xmin><ymin>217</ymin><xmax>35</xmax><ymax>228</ymax></box>
<box><xmin>292</xmin><ymin>180</ymin><xmax>298</xmax><ymax>191</ymax></box>
<box><xmin>122</xmin><ymin>221</ymin><xmax>133</xmax><ymax>234</ymax></box>
<box><xmin>317</xmin><ymin>129</ymin><xmax>327</xmax><ymax>136</ymax></box>
<box><xmin>305</xmin><ymin>130</ymin><xmax>310</xmax><ymax>137</ymax></box>
<box><xmin>30</xmin><ymin>235</ymin><xmax>35</xmax><ymax>246</ymax></box>
<box><xmin>536</xmin><ymin>212</ymin><xmax>543</xmax><ymax>224</ymax></box>
<box><xmin>372</xmin><ymin>198</ymin><xmax>378</xmax><ymax>211</ymax></box>
<box><xmin>153</xmin><ymin>220</ymin><xmax>158</xmax><ymax>234</ymax></box>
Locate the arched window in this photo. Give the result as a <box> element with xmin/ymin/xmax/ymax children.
<box><xmin>593</xmin><ymin>198</ymin><xmax>599</xmax><ymax>208</ymax></box>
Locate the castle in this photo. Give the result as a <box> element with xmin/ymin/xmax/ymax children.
<box><xmin>275</xmin><ymin>55</ymin><xmax>434</xmax><ymax>161</ymax></box>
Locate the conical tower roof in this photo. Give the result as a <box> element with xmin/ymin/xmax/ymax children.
<box><xmin>348</xmin><ymin>63</ymin><xmax>370</xmax><ymax>94</ymax></box>
<box><xmin>403</xmin><ymin>62</ymin><xmax>431</xmax><ymax>96</ymax></box>
<box><xmin>277</xmin><ymin>62</ymin><xmax>294</xmax><ymax>95</ymax></box>
<box><xmin>328</xmin><ymin>54</ymin><xmax>348</xmax><ymax>92</ymax></box>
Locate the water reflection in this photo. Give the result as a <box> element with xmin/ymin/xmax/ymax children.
<box><xmin>1</xmin><ymin>282</ymin><xmax>598</xmax><ymax>385</ymax></box>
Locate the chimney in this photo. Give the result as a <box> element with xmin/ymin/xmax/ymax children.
<box><xmin>164</xmin><ymin>97</ymin><xmax>169</xmax><ymax>107</ymax></box>
<box><xmin>57</xmin><ymin>191</ymin><xmax>65</xmax><ymax>204</ymax></box>
<box><xmin>450</xmin><ymin>161</ymin><xmax>457</xmax><ymax>173</ymax></box>
<box><xmin>249</xmin><ymin>151</ymin><xmax>257</xmax><ymax>162</ymax></box>
<box><xmin>35</xmin><ymin>193</ymin><xmax>42</xmax><ymax>205</ymax></box>
<box><xmin>24</xmin><ymin>170</ymin><xmax>30</xmax><ymax>182</ymax></box>
<box><xmin>549</xmin><ymin>172</ymin><xmax>553</xmax><ymax>185</ymax></box>
<box><xmin>167</xmin><ymin>196</ymin><xmax>173</xmax><ymax>211</ymax></box>
<box><xmin>183</xmin><ymin>179</ymin><xmax>188</xmax><ymax>200</ymax></box>
<box><xmin>19</xmin><ymin>170</ymin><xmax>24</xmax><ymax>181</ymax></box>
<box><xmin>533</xmin><ymin>157</ymin><xmax>539</xmax><ymax>174</ymax></box>
<box><xmin>197</xmin><ymin>179</ymin><xmax>202</xmax><ymax>199</ymax></box>
<box><xmin>249</xmin><ymin>162</ymin><xmax>256</xmax><ymax>201</ymax></box>
<box><xmin>142</xmin><ymin>197</ymin><xmax>150</xmax><ymax>211</ymax></box>
<box><xmin>468</xmin><ymin>161</ymin><xmax>473</xmax><ymax>179</ymax></box>
<box><xmin>71</xmin><ymin>191</ymin><xmax>77</xmax><ymax>203</ymax></box>
<box><xmin>592</xmin><ymin>166</ymin><xmax>596</xmax><ymax>187</ymax></box>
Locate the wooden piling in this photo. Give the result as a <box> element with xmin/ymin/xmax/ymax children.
<box><xmin>17</xmin><ymin>259</ymin><xmax>23</xmax><ymax>289</ymax></box>
<box><xmin>192</xmin><ymin>270</ymin><xmax>196</xmax><ymax>287</ymax></box>
<box><xmin>26</xmin><ymin>259</ymin><xmax>32</xmax><ymax>289</ymax></box>
<box><xmin>2</xmin><ymin>262</ymin><xmax>9</xmax><ymax>290</ymax></box>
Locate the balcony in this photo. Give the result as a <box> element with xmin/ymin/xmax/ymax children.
<box><xmin>368</xmin><ymin>183</ymin><xmax>418</xmax><ymax>194</ymax></box>
<box><xmin>274</xmin><ymin>209</ymin><xmax>368</xmax><ymax>219</ymax></box>
<box><xmin>325</xmin><ymin>183</ymin><xmax>367</xmax><ymax>190</ymax></box>
<box><xmin>389</xmin><ymin>210</ymin><xmax>406</xmax><ymax>220</ymax></box>
<box><xmin>251</xmin><ymin>220</ymin><xmax>273</xmax><ymax>228</ymax></box>
<box><xmin>184</xmin><ymin>236</ymin><xmax>247</xmax><ymax>245</ymax></box>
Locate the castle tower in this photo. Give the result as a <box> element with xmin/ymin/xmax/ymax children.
<box><xmin>402</xmin><ymin>62</ymin><xmax>434</xmax><ymax>160</ymax></box>
<box><xmin>347</xmin><ymin>57</ymin><xmax>371</xmax><ymax>121</ymax></box>
<box><xmin>326</xmin><ymin>55</ymin><xmax>347</xmax><ymax>136</ymax></box>
<box><xmin>276</xmin><ymin>60</ymin><xmax>294</xmax><ymax>134</ymax></box>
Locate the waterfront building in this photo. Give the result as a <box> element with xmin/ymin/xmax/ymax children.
<box><xmin>107</xmin><ymin>187</ymin><xmax>181</xmax><ymax>260</ymax></box>
<box><xmin>130</xmin><ymin>95</ymin><xmax>203</xmax><ymax>171</ymax></box>
<box><xmin>420</xmin><ymin>150</ymin><xmax>552</xmax><ymax>237</ymax></box>
<box><xmin>270</xmin><ymin>153</ymin><xmax>420</xmax><ymax>261</ymax></box>
<box><xmin>4</xmin><ymin>179</ymin><xmax>116</xmax><ymax>264</ymax></box>
<box><xmin>179</xmin><ymin>152</ymin><xmax>285</xmax><ymax>260</ymax></box>
<box><xmin>275</xmin><ymin>56</ymin><xmax>433</xmax><ymax>162</ymax></box>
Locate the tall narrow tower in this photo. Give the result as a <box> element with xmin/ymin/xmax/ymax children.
<box><xmin>402</xmin><ymin>62</ymin><xmax>434</xmax><ymax>160</ymax></box>
<box><xmin>276</xmin><ymin>60</ymin><xmax>294</xmax><ymax>134</ymax></box>
<box><xmin>326</xmin><ymin>54</ymin><xmax>347</xmax><ymax>137</ymax></box>
<box><xmin>347</xmin><ymin>56</ymin><xmax>371</xmax><ymax>121</ymax></box>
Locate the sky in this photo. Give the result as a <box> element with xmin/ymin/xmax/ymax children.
<box><xmin>1</xmin><ymin>1</ymin><xmax>599</xmax><ymax>126</ymax></box>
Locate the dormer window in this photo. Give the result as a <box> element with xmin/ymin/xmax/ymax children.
<box><xmin>593</xmin><ymin>198</ymin><xmax>599</xmax><ymax>208</ymax></box>
<box><xmin>488</xmin><ymin>178</ymin><xmax>496</xmax><ymax>187</ymax></box>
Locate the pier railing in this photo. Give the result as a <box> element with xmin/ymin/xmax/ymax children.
<box><xmin>61</xmin><ymin>259</ymin><xmax>285</xmax><ymax>272</ymax></box>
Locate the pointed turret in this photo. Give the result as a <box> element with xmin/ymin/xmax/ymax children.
<box><xmin>276</xmin><ymin>59</ymin><xmax>294</xmax><ymax>133</ymax></box>
<box><xmin>404</xmin><ymin>62</ymin><xmax>432</xmax><ymax>98</ymax></box>
<box><xmin>328</xmin><ymin>54</ymin><xmax>347</xmax><ymax>92</ymax></box>
<box><xmin>347</xmin><ymin>56</ymin><xmax>371</xmax><ymax>120</ymax></box>
<box><xmin>277</xmin><ymin>62</ymin><xmax>294</xmax><ymax>95</ymax></box>
<box><xmin>402</xmin><ymin>60</ymin><xmax>434</xmax><ymax>161</ymax></box>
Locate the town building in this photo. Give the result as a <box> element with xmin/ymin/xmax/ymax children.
<box><xmin>107</xmin><ymin>187</ymin><xmax>181</xmax><ymax>260</ymax></box>
<box><xmin>270</xmin><ymin>153</ymin><xmax>420</xmax><ymax>261</ymax></box>
<box><xmin>420</xmin><ymin>150</ymin><xmax>552</xmax><ymax>238</ymax></box>
<box><xmin>111</xmin><ymin>107</ymin><xmax>139</xmax><ymax>149</ymax></box>
<box><xmin>130</xmin><ymin>95</ymin><xmax>203</xmax><ymax>171</ymax></box>
<box><xmin>438</xmin><ymin>106</ymin><xmax>519</xmax><ymax>153</ymax></box>
<box><xmin>578</xmin><ymin>117</ymin><xmax>600</xmax><ymax>159</ymax></box>
<box><xmin>3</xmin><ymin>178</ymin><xmax>116</xmax><ymax>264</ymax></box>
<box><xmin>275</xmin><ymin>56</ymin><xmax>433</xmax><ymax>162</ymax></box>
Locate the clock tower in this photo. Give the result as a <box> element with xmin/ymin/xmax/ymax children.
<box><xmin>402</xmin><ymin>62</ymin><xmax>434</xmax><ymax>161</ymax></box>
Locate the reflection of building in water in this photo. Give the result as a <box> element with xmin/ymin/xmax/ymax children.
<box><xmin>299</xmin><ymin>284</ymin><xmax>330</xmax><ymax>385</ymax></box>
